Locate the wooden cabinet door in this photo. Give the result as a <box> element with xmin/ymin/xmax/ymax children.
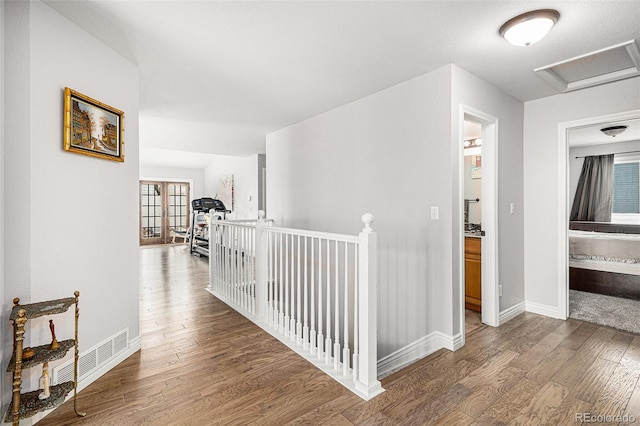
<box><xmin>465</xmin><ymin>237</ymin><xmax>482</xmax><ymax>312</ymax></box>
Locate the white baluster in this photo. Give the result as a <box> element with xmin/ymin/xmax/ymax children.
<box><xmin>267</xmin><ymin>231</ymin><xmax>273</xmax><ymax>325</ymax></box>
<box><xmin>246</xmin><ymin>227</ymin><xmax>250</xmax><ymax>310</ymax></box>
<box><xmin>290</xmin><ymin>233</ymin><xmax>296</xmax><ymax>342</ymax></box>
<box><xmin>303</xmin><ymin>236</ymin><xmax>309</xmax><ymax>350</ymax></box>
<box><xmin>325</xmin><ymin>240</ymin><xmax>332</xmax><ymax>366</ymax></box>
<box><xmin>334</xmin><ymin>239</ymin><xmax>340</xmax><ymax>371</ymax></box>
<box><xmin>210</xmin><ymin>224</ymin><xmax>214</xmax><ymax>290</ymax></box>
<box><xmin>279</xmin><ymin>233</ymin><xmax>284</xmax><ymax>333</ymax></box>
<box><xmin>236</xmin><ymin>226</ymin><xmax>240</xmax><ymax>307</ymax></box>
<box><xmin>241</xmin><ymin>227</ymin><xmax>246</xmax><ymax>310</ymax></box>
<box><xmin>250</xmin><ymin>227</ymin><xmax>255</xmax><ymax>313</ymax></box>
<box><xmin>317</xmin><ymin>239</ymin><xmax>324</xmax><ymax>360</ymax></box>
<box><xmin>297</xmin><ymin>235</ymin><xmax>302</xmax><ymax>345</ymax></box>
<box><xmin>353</xmin><ymin>243</ymin><xmax>359</xmax><ymax>384</ymax></box>
<box><xmin>310</xmin><ymin>237</ymin><xmax>316</xmax><ymax>355</ymax></box>
<box><xmin>272</xmin><ymin>231</ymin><xmax>276</xmax><ymax>324</ymax></box>
<box><xmin>284</xmin><ymin>233</ymin><xmax>290</xmax><ymax>337</ymax></box>
<box><xmin>343</xmin><ymin>242</ymin><xmax>350</xmax><ymax>377</ymax></box>
<box><xmin>230</xmin><ymin>226</ymin><xmax>234</xmax><ymax>299</ymax></box>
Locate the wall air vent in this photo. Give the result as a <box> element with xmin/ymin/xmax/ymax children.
<box><xmin>52</xmin><ymin>328</ymin><xmax>129</xmax><ymax>386</ymax></box>
<box><xmin>534</xmin><ymin>40</ymin><xmax>640</xmax><ymax>93</ymax></box>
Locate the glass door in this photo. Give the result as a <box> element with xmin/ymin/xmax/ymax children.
<box><xmin>167</xmin><ymin>183</ymin><xmax>190</xmax><ymax>241</ymax></box>
<box><xmin>140</xmin><ymin>181</ymin><xmax>190</xmax><ymax>245</ymax></box>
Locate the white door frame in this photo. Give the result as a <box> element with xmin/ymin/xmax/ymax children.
<box><xmin>458</xmin><ymin>105</ymin><xmax>500</xmax><ymax>345</ymax></box>
<box><xmin>556</xmin><ymin>109</ymin><xmax>640</xmax><ymax>319</ymax></box>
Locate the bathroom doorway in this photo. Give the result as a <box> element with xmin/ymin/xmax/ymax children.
<box><xmin>463</xmin><ymin>120</ymin><xmax>483</xmax><ymax>330</ymax></box>
<box><xmin>459</xmin><ymin>105</ymin><xmax>499</xmax><ymax>343</ymax></box>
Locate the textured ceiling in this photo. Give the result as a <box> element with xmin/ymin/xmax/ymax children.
<box><xmin>43</xmin><ymin>1</ymin><xmax>640</xmax><ymax>165</ymax></box>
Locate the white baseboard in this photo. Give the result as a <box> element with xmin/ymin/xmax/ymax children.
<box><xmin>377</xmin><ymin>331</ymin><xmax>454</xmax><ymax>378</ymax></box>
<box><xmin>525</xmin><ymin>301</ymin><xmax>564</xmax><ymax>319</ymax></box>
<box><xmin>499</xmin><ymin>302</ymin><xmax>526</xmax><ymax>325</ymax></box>
<box><xmin>33</xmin><ymin>335</ymin><xmax>141</xmax><ymax>424</ymax></box>
<box><xmin>450</xmin><ymin>333</ymin><xmax>464</xmax><ymax>351</ymax></box>
<box><xmin>76</xmin><ymin>335</ymin><xmax>141</xmax><ymax>393</ymax></box>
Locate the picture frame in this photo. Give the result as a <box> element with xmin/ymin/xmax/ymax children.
<box><xmin>219</xmin><ymin>174</ymin><xmax>234</xmax><ymax>212</ymax></box>
<box><xmin>63</xmin><ymin>87</ymin><xmax>125</xmax><ymax>162</ymax></box>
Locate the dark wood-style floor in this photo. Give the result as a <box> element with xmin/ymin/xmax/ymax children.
<box><xmin>41</xmin><ymin>245</ymin><xmax>640</xmax><ymax>425</ymax></box>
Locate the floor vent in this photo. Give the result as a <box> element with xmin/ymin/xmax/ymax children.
<box><xmin>52</xmin><ymin>329</ymin><xmax>129</xmax><ymax>385</ymax></box>
<box><xmin>535</xmin><ymin>40</ymin><xmax>640</xmax><ymax>93</ymax></box>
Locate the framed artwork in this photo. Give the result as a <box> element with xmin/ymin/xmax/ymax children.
<box><xmin>63</xmin><ymin>87</ymin><xmax>125</xmax><ymax>162</ymax></box>
<box><xmin>219</xmin><ymin>175</ymin><xmax>234</xmax><ymax>212</ymax></box>
<box><xmin>471</xmin><ymin>155</ymin><xmax>482</xmax><ymax>179</ymax></box>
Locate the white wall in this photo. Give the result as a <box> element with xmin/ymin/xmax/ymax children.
<box><xmin>3</xmin><ymin>2</ymin><xmax>140</xmax><ymax>415</ymax></box>
<box><xmin>3</xmin><ymin>1</ymin><xmax>32</xmax><ymax>411</ymax></box>
<box><xmin>523</xmin><ymin>77</ymin><xmax>640</xmax><ymax>311</ymax></box>
<box><xmin>451</xmin><ymin>65</ymin><xmax>525</xmax><ymax>327</ymax></box>
<box><xmin>267</xmin><ymin>64</ymin><xmax>526</xmax><ymax>358</ymax></box>
<box><xmin>0</xmin><ymin>0</ymin><xmax>5</xmax><ymax>410</ymax></box>
<box><xmin>204</xmin><ymin>154</ymin><xmax>259</xmax><ymax>219</ymax></box>
<box><xmin>268</xmin><ymin>66</ymin><xmax>453</xmax><ymax>358</ymax></box>
<box><xmin>140</xmin><ymin>165</ymin><xmax>205</xmax><ymax>201</ymax></box>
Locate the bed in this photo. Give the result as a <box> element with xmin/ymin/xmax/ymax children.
<box><xmin>569</xmin><ymin>222</ymin><xmax>640</xmax><ymax>300</ymax></box>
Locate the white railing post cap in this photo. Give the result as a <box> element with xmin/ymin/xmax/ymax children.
<box><xmin>361</xmin><ymin>213</ymin><xmax>374</xmax><ymax>232</ymax></box>
<box><xmin>258</xmin><ymin>210</ymin><xmax>266</xmax><ymax>220</ymax></box>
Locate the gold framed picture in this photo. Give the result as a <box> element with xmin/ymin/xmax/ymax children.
<box><xmin>63</xmin><ymin>87</ymin><xmax>124</xmax><ymax>162</ymax></box>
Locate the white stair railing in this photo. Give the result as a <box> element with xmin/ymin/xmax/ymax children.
<box><xmin>208</xmin><ymin>211</ymin><xmax>383</xmax><ymax>400</ymax></box>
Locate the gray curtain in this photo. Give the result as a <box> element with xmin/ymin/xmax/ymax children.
<box><xmin>570</xmin><ymin>154</ymin><xmax>615</xmax><ymax>222</ymax></box>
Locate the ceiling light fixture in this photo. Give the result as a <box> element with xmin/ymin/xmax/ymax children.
<box><xmin>499</xmin><ymin>9</ymin><xmax>560</xmax><ymax>47</ymax></box>
<box><xmin>464</xmin><ymin>138</ymin><xmax>482</xmax><ymax>149</ymax></box>
<box><xmin>600</xmin><ymin>125</ymin><xmax>628</xmax><ymax>137</ymax></box>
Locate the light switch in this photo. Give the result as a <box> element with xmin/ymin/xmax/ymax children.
<box><xmin>430</xmin><ymin>206</ymin><xmax>439</xmax><ymax>220</ymax></box>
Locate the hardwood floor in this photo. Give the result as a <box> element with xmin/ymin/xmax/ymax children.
<box><xmin>41</xmin><ymin>245</ymin><xmax>640</xmax><ymax>425</ymax></box>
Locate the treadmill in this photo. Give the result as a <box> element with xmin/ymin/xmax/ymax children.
<box><xmin>189</xmin><ymin>197</ymin><xmax>230</xmax><ymax>257</ymax></box>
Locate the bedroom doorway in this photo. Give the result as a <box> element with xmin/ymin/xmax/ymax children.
<box><xmin>558</xmin><ymin>109</ymin><xmax>640</xmax><ymax>319</ymax></box>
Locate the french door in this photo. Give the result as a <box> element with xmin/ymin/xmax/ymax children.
<box><xmin>140</xmin><ymin>181</ymin><xmax>190</xmax><ymax>245</ymax></box>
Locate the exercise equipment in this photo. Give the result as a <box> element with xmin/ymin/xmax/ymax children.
<box><xmin>189</xmin><ymin>197</ymin><xmax>230</xmax><ymax>257</ymax></box>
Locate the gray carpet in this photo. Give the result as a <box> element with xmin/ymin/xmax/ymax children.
<box><xmin>569</xmin><ymin>289</ymin><xmax>640</xmax><ymax>335</ymax></box>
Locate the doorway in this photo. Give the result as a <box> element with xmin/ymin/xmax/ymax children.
<box><xmin>463</xmin><ymin>120</ymin><xmax>483</xmax><ymax>330</ymax></box>
<box><xmin>459</xmin><ymin>105</ymin><xmax>499</xmax><ymax>345</ymax></box>
<box><xmin>140</xmin><ymin>181</ymin><xmax>190</xmax><ymax>245</ymax></box>
<box><xmin>557</xmin><ymin>109</ymin><xmax>640</xmax><ymax>318</ymax></box>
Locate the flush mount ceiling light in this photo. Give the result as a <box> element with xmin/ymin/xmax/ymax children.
<box><xmin>499</xmin><ymin>9</ymin><xmax>560</xmax><ymax>46</ymax></box>
<box><xmin>600</xmin><ymin>125</ymin><xmax>628</xmax><ymax>137</ymax></box>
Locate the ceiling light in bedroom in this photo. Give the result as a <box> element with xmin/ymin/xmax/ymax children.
<box><xmin>499</xmin><ymin>9</ymin><xmax>560</xmax><ymax>46</ymax></box>
<box><xmin>600</xmin><ymin>125</ymin><xmax>628</xmax><ymax>137</ymax></box>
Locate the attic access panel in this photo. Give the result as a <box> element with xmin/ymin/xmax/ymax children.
<box><xmin>534</xmin><ymin>40</ymin><xmax>640</xmax><ymax>92</ymax></box>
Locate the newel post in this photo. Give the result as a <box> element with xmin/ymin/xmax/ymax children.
<box><xmin>255</xmin><ymin>210</ymin><xmax>268</xmax><ymax>321</ymax></box>
<box><xmin>356</xmin><ymin>213</ymin><xmax>383</xmax><ymax>399</ymax></box>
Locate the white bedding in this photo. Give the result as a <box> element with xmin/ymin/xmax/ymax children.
<box><xmin>569</xmin><ymin>229</ymin><xmax>640</xmax><ymax>263</ymax></box>
<box><xmin>569</xmin><ymin>259</ymin><xmax>640</xmax><ymax>275</ymax></box>
<box><xmin>569</xmin><ymin>229</ymin><xmax>640</xmax><ymax>275</ymax></box>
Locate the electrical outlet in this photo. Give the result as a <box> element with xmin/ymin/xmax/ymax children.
<box><xmin>510</xmin><ymin>202</ymin><xmax>515</xmax><ymax>214</ymax></box>
<box><xmin>499</xmin><ymin>284</ymin><xmax>503</xmax><ymax>297</ymax></box>
<box><xmin>430</xmin><ymin>206</ymin><xmax>439</xmax><ymax>220</ymax></box>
